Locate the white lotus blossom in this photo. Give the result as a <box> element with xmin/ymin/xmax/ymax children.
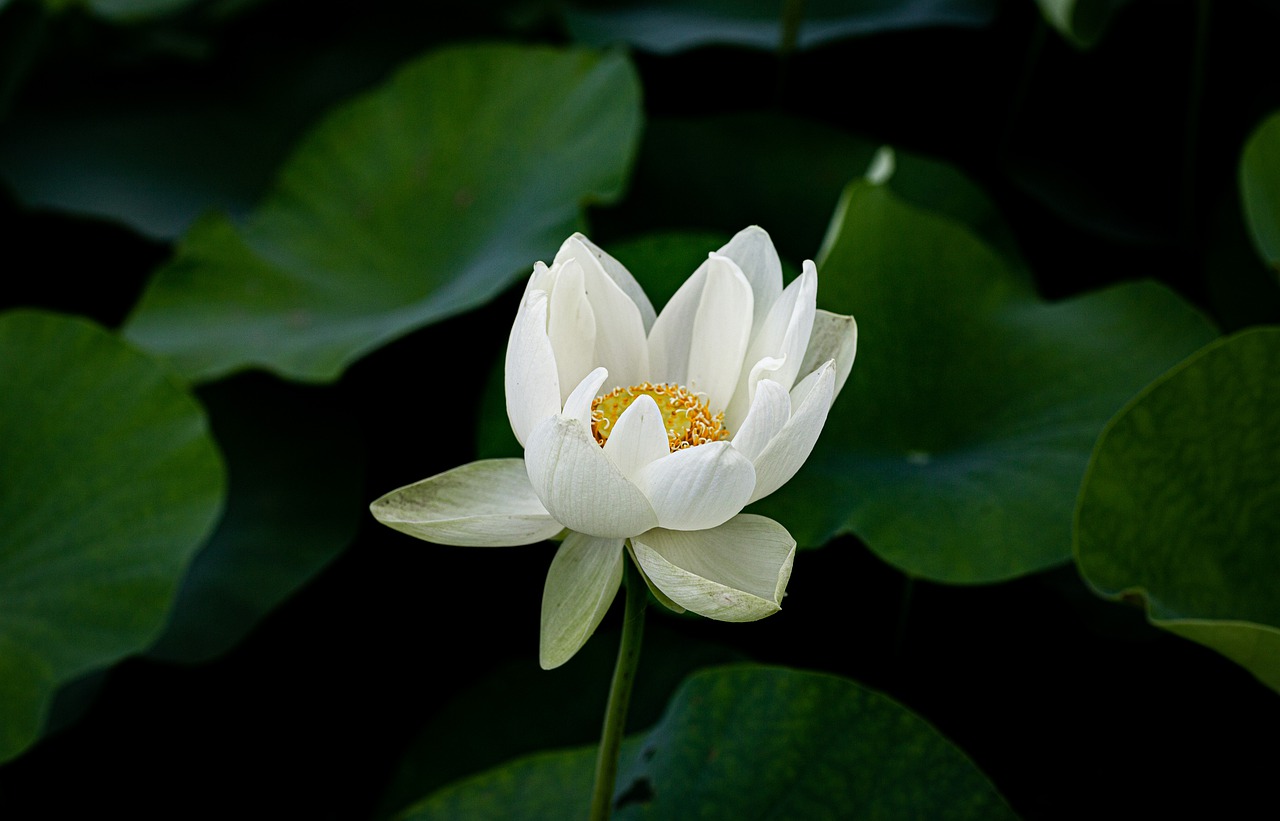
<box><xmin>370</xmin><ymin>227</ymin><xmax>857</xmax><ymax>668</ymax></box>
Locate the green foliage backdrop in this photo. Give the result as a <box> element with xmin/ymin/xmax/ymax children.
<box><xmin>1</xmin><ymin>0</ymin><xmax>1277</xmax><ymax>818</ymax></box>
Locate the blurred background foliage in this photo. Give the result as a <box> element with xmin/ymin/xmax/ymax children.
<box><xmin>1</xmin><ymin>0</ymin><xmax>1279</xmax><ymax>817</ymax></box>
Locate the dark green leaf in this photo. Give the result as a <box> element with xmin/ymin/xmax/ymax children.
<box><xmin>399</xmin><ymin>665</ymin><xmax>1015</xmax><ymax>819</ymax></box>
<box><xmin>1075</xmin><ymin>328</ymin><xmax>1280</xmax><ymax>692</ymax></box>
<box><xmin>0</xmin><ymin>102</ymin><xmax>287</xmax><ymax>240</ymax></box>
<box><xmin>0</xmin><ymin>310</ymin><xmax>225</xmax><ymax>762</ymax></box>
<box><xmin>379</xmin><ymin>622</ymin><xmax>745</xmax><ymax>818</ymax></box>
<box><xmin>1240</xmin><ymin>111</ymin><xmax>1280</xmax><ymax>278</ymax></box>
<box><xmin>1034</xmin><ymin>0</ymin><xmax>1128</xmax><ymax>48</ymax></box>
<box><xmin>35</xmin><ymin>0</ymin><xmax>197</xmax><ymax>19</ymax></box>
<box><xmin>621</xmin><ymin>113</ymin><xmax>1024</xmax><ymax>268</ymax></box>
<box><xmin>1204</xmin><ymin>174</ymin><xmax>1280</xmax><ymax>332</ymax></box>
<box><xmin>146</xmin><ymin>375</ymin><xmax>363</xmax><ymax>663</ymax></box>
<box><xmin>122</xmin><ymin>44</ymin><xmax>642</xmax><ymax>383</ymax></box>
<box><xmin>565</xmin><ymin>0</ymin><xmax>997</xmax><ymax>54</ymax></box>
<box><xmin>750</xmin><ymin>173</ymin><xmax>1217</xmax><ymax>583</ymax></box>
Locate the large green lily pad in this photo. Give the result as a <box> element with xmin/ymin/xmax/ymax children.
<box><xmin>399</xmin><ymin>665</ymin><xmax>1015</xmax><ymax>819</ymax></box>
<box><xmin>564</xmin><ymin>0</ymin><xmax>997</xmax><ymax>54</ymax></box>
<box><xmin>619</xmin><ymin>114</ymin><xmax>1027</xmax><ymax>272</ymax></box>
<box><xmin>122</xmin><ymin>44</ymin><xmax>642</xmax><ymax>383</ymax></box>
<box><xmin>1241</xmin><ymin>110</ymin><xmax>1280</xmax><ymax>278</ymax></box>
<box><xmin>38</xmin><ymin>0</ymin><xmax>197</xmax><ymax>19</ymax></box>
<box><xmin>146</xmin><ymin>376</ymin><xmax>364</xmax><ymax>663</ymax></box>
<box><xmin>378</xmin><ymin>623</ymin><xmax>745</xmax><ymax>817</ymax></box>
<box><xmin>0</xmin><ymin>310</ymin><xmax>225</xmax><ymax>762</ymax></box>
<box><xmin>750</xmin><ymin>171</ymin><xmax>1217</xmax><ymax>583</ymax></box>
<box><xmin>0</xmin><ymin>100</ymin><xmax>288</xmax><ymax>241</ymax></box>
<box><xmin>1075</xmin><ymin>328</ymin><xmax>1280</xmax><ymax>692</ymax></box>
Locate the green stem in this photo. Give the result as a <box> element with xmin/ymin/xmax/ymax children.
<box><xmin>589</xmin><ymin>554</ymin><xmax>648</xmax><ymax>821</ymax></box>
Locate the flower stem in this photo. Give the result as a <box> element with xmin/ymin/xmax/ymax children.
<box><xmin>588</xmin><ymin>554</ymin><xmax>648</xmax><ymax>821</ymax></box>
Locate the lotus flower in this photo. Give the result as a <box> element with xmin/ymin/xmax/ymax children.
<box><xmin>371</xmin><ymin>227</ymin><xmax>856</xmax><ymax>668</ymax></box>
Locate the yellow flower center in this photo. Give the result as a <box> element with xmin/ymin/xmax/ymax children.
<box><xmin>591</xmin><ymin>382</ymin><xmax>730</xmax><ymax>452</ymax></box>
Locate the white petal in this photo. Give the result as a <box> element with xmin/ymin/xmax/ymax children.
<box><xmin>787</xmin><ymin>360</ymin><xmax>826</xmax><ymax>409</ymax></box>
<box><xmin>637</xmin><ymin>441</ymin><xmax>755</xmax><ymax>531</ymax></box>
<box><xmin>631</xmin><ymin>514</ymin><xmax>796</xmax><ymax>622</ymax></box>
<box><xmin>557</xmin><ymin>232</ymin><xmax>657</xmax><ymax>332</ymax></box>
<box><xmin>557</xmin><ymin>236</ymin><xmax>651</xmax><ymax>389</ymax></box>
<box><xmin>726</xmin><ymin>354</ymin><xmax>783</xmax><ymax>432</ymax></box>
<box><xmin>764</xmin><ymin>261</ymin><xmax>818</xmax><ymax>390</ymax></box>
<box><xmin>748</xmin><ymin>362</ymin><xmax>836</xmax><ymax>503</ymax></box>
<box><xmin>625</xmin><ymin>542</ymin><xmax>686</xmax><ymax>614</ymax></box>
<box><xmin>563</xmin><ymin>367</ymin><xmax>609</xmax><ymax>427</ymax></box>
<box><xmin>685</xmin><ymin>254</ymin><xmax>754</xmax><ymax>412</ymax></box>
<box><xmin>525</xmin><ymin>414</ymin><xmax>658</xmax><ymax>538</ymax></box>
<box><xmin>369</xmin><ymin>459</ymin><xmax>563</xmax><ymax>546</ymax></box>
<box><xmin>524</xmin><ymin>260</ymin><xmax>553</xmax><ymax>295</ymax></box>
<box><xmin>717</xmin><ymin>225</ymin><xmax>782</xmax><ymax>330</ymax></box>
<box><xmin>505</xmin><ymin>289</ymin><xmax>561</xmax><ymax>447</ymax></box>
<box><xmin>540</xmin><ymin>533</ymin><xmax>625</xmax><ymax>669</ymax></box>
<box><xmin>602</xmin><ymin>394</ymin><xmax>670</xmax><ymax>482</ymax></box>
<box><xmin>725</xmin><ymin>262</ymin><xmax>817</xmax><ymax>427</ymax></box>
<box><xmin>731</xmin><ymin>378</ymin><xmax>791</xmax><ymax>462</ymax></box>
<box><xmin>647</xmin><ymin>258</ymin><xmax>710</xmax><ymax>387</ymax></box>
<box><xmin>547</xmin><ymin>259</ymin><xmax>598</xmax><ymax>405</ymax></box>
<box><xmin>799</xmin><ymin>309</ymin><xmax>858</xmax><ymax>399</ymax></box>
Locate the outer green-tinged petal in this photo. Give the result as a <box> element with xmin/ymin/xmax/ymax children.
<box><xmin>731</xmin><ymin>378</ymin><xmax>791</xmax><ymax>462</ymax></box>
<box><xmin>560</xmin><ymin>232</ymin><xmax>657</xmax><ymax>332</ymax></box>
<box><xmin>717</xmin><ymin>225</ymin><xmax>782</xmax><ymax>330</ymax></box>
<box><xmin>557</xmin><ymin>235</ymin><xmax>650</xmax><ymax>387</ymax></box>
<box><xmin>748</xmin><ymin>362</ymin><xmax>836</xmax><ymax>503</ymax></box>
<box><xmin>798</xmin><ymin>309</ymin><xmax>858</xmax><ymax>399</ymax></box>
<box><xmin>639</xmin><ymin>442</ymin><xmax>756</xmax><ymax>531</ymax></box>
<box><xmin>686</xmin><ymin>254</ymin><xmax>755</xmax><ymax>411</ymax></box>
<box><xmin>370</xmin><ymin>459</ymin><xmax>563</xmax><ymax>547</ymax></box>
<box><xmin>547</xmin><ymin>260</ymin><xmax>598</xmax><ymax>404</ymax></box>
<box><xmin>625</xmin><ymin>542</ymin><xmax>687</xmax><ymax>614</ymax></box>
<box><xmin>631</xmin><ymin>515</ymin><xmax>795</xmax><ymax>621</ymax></box>
<box><xmin>525</xmin><ymin>415</ymin><xmax>658</xmax><ymax>538</ymax></box>
<box><xmin>506</xmin><ymin>289</ymin><xmax>561</xmax><ymax>447</ymax></box>
<box><xmin>539</xmin><ymin>533</ymin><xmax>625</xmax><ymax>669</ymax></box>
<box><xmin>602</xmin><ymin>394</ymin><xmax>670</xmax><ymax>481</ymax></box>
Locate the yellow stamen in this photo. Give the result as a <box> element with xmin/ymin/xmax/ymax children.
<box><xmin>591</xmin><ymin>382</ymin><xmax>729</xmax><ymax>451</ymax></box>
